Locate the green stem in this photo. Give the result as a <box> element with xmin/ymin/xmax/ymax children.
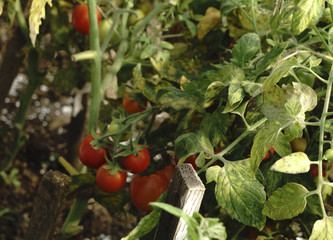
<box><xmin>313</xmin><ymin>26</ymin><xmax>333</xmax><ymax>57</ymax></box>
<box><xmin>197</xmin><ymin>117</ymin><xmax>267</xmax><ymax>175</ymax></box>
<box><xmin>316</xmin><ymin>64</ymin><xmax>333</xmax><ymax>218</ymax></box>
<box><xmin>14</xmin><ymin>0</ymin><xmax>29</xmax><ymax>42</ymax></box>
<box><xmin>250</xmin><ymin>0</ymin><xmax>259</xmax><ymax>35</ymax></box>
<box><xmin>87</xmin><ymin>0</ymin><xmax>102</xmax><ymax>133</ymax></box>
<box><xmin>61</xmin><ymin>0</ymin><xmax>102</xmax><ymax>237</ymax></box>
<box><xmin>60</xmin><ymin>198</ymin><xmax>89</xmax><ymax>239</ymax></box>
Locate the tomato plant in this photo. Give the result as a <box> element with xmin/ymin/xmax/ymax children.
<box><xmin>78</xmin><ymin>134</ymin><xmax>107</xmax><ymax>169</ymax></box>
<box><xmin>122</xmin><ymin>94</ymin><xmax>147</xmax><ymax>114</ymax></box>
<box><xmin>291</xmin><ymin>138</ymin><xmax>307</xmax><ymax>152</ymax></box>
<box><xmin>72</xmin><ymin>4</ymin><xmax>102</xmax><ymax>35</ymax></box>
<box><xmin>130</xmin><ymin>173</ymin><xmax>169</xmax><ymax>212</ymax></box>
<box><xmin>96</xmin><ymin>163</ymin><xmax>127</xmax><ymax>193</ymax></box>
<box><xmin>121</xmin><ymin>145</ymin><xmax>150</xmax><ymax>173</ymax></box>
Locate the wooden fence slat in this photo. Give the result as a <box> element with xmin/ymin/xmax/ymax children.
<box><xmin>155</xmin><ymin>163</ymin><xmax>206</xmax><ymax>240</ymax></box>
<box><xmin>26</xmin><ymin>170</ymin><xmax>71</xmax><ymax>240</ymax></box>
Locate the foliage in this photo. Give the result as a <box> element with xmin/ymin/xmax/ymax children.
<box><xmin>1</xmin><ymin>0</ymin><xmax>333</xmax><ymax>239</ymax></box>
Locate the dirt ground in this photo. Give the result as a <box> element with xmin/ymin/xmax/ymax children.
<box><xmin>0</xmin><ymin>76</ymin><xmax>140</xmax><ymax>240</ymax></box>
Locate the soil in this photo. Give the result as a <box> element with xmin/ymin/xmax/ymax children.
<box><xmin>0</xmin><ymin>78</ymin><xmax>141</xmax><ymax>240</ymax></box>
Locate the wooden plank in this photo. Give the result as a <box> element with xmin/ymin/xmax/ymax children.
<box><xmin>26</xmin><ymin>170</ymin><xmax>71</xmax><ymax>240</ymax></box>
<box><xmin>155</xmin><ymin>163</ymin><xmax>206</xmax><ymax>240</ymax></box>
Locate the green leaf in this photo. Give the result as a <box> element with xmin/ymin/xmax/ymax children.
<box><xmin>185</xmin><ymin>19</ymin><xmax>197</xmax><ymax>37</ymax></box>
<box><xmin>133</xmin><ymin>64</ymin><xmax>173</xmax><ymax>103</ymax></box>
<box><xmin>68</xmin><ymin>173</ymin><xmax>96</xmax><ymax>193</ymax></box>
<box><xmin>206</xmin><ymin>64</ymin><xmax>245</xmax><ymax>86</ymax></box>
<box><xmin>151</xmin><ymin>58</ymin><xmax>195</xmax><ymax>83</ymax></box>
<box><xmin>254</xmin><ymin>42</ymin><xmax>289</xmax><ymax>76</ymax></box>
<box><xmin>250</xmin><ymin>122</ymin><xmax>282</xmax><ymax>171</ymax></box>
<box><xmin>175</xmin><ymin>131</ymin><xmax>214</xmax><ymax>162</ymax></box>
<box><xmin>94</xmin><ymin>190</ymin><xmax>128</xmax><ymax>212</ymax></box>
<box><xmin>195</xmin><ymin>151</ymin><xmax>206</xmax><ymax>168</ymax></box>
<box><xmin>325</xmin><ymin>119</ymin><xmax>333</xmax><ymax>136</ymax></box>
<box><xmin>204</xmin><ymin>81</ymin><xmax>226</xmax><ymax>100</ymax></box>
<box><xmin>242</xmin><ymin>81</ymin><xmax>262</xmax><ymax>97</ymax></box>
<box><xmin>273</xmin><ymin>132</ymin><xmax>292</xmax><ymax>158</ymax></box>
<box><xmin>262</xmin><ymin>57</ymin><xmax>300</xmax><ymax>92</ymax></box>
<box><xmin>215</xmin><ymin>160</ymin><xmax>266</xmax><ymax>230</ymax></box>
<box><xmin>262</xmin><ymin>182</ymin><xmax>309</xmax><ymax>220</ymax></box>
<box><xmin>231</xmin><ymin>100</ymin><xmax>249</xmax><ymax>117</ymax></box>
<box><xmin>200</xmin><ymin>111</ymin><xmax>229</xmax><ymax>147</ymax></box>
<box><xmin>228</xmin><ymin>81</ymin><xmax>245</xmax><ymax>106</ymax></box>
<box><xmin>157</xmin><ymin>87</ymin><xmax>197</xmax><ymax>110</ymax></box>
<box><xmin>291</xmin><ymin>0</ymin><xmax>325</xmax><ymax>35</ymax></box>
<box><xmin>324</xmin><ymin>149</ymin><xmax>333</xmax><ymax>161</ymax></box>
<box><xmin>261</xmin><ymin>161</ymin><xmax>285</xmax><ymax>196</ymax></box>
<box><xmin>159</xmin><ymin>41</ymin><xmax>174</xmax><ymax>49</ymax></box>
<box><xmin>261</xmin><ymin>83</ymin><xmax>317</xmax><ymax>125</ymax></box>
<box><xmin>140</xmin><ymin>45</ymin><xmax>158</xmax><ymax>59</ymax></box>
<box><xmin>206</xmin><ymin>166</ymin><xmax>221</xmax><ymax>183</ymax></box>
<box><xmin>270</xmin><ymin>152</ymin><xmax>311</xmax><ymax>174</ymax></box>
<box><xmin>121</xmin><ymin>198</ymin><xmax>165</xmax><ymax>240</ymax></box>
<box><xmin>309</xmin><ymin>217</ymin><xmax>333</xmax><ymax>240</ymax></box>
<box><xmin>29</xmin><ymin>0</ymin><xmax>53</xmax><ymax>46</ymax></box>
<box><xmin>231</xmin><ymin>33</ymin><xmax>261</xmax><ymax>68</ymax></box>
<box><xmin>150</xmin><ymin>202</ymin><xmax>195</xmax><ymax>226</ymax></box>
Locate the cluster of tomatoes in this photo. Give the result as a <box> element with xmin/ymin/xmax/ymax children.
<box><xmin>78</xmin><ymin>133</ymin><xmax>173</xmax><ymax>212</ymax></box>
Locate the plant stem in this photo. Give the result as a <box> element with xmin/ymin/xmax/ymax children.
<box><xmin>197</xmin><ymin>117</ymin><xmax>267</xmax><ymax>175</ymax></box>
<box><xmin>60</xmin><ymin>198</ymin><xmax>89</xmax><ymax>239</ymax></box>
<box><xmin>250</xmin><ymin>0</ymin><xmax>259</xmax><ymax>35</ymax></box>
<box><xmin>313</xmin><ymin>26</ymin><xmax>333</xmax><ymax>57</ymax></box>
<box><xmin>87</xmin><ymin>0</ymin><xmax>102</xmax><ymax>133</ymax></box>
<box><xmin>316</xmin><ymin>64</ymin><xmax>333</xmax><ymax>218</ymax></box>
<box><xmin>14</xmin><ymin>0</ymin><xmax>29</xmax><ymax>41</ymax></box>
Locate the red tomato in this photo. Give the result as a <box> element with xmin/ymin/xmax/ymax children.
<box><xmin>121</xmin><ymin>145</ymin><xmax>150</xmax><ymax>173</ymax></box>
<box><xmin>310</xmin><ymin>165</ymin><xmax>326</xmax><ymax>178</ymax></box>
<box><xmin>130</xmin><ymin>173</ymin><xmax>169</xmax><ymax>212</ymax></box>
<box><xmin>96</xmin><ymin>163</ymin><xmax>127</xmax><ymax>193</ymax></box>
<box><xmin>72</xmin><ymin>4</ymin><xmax>102</xmax><ymax>35</ymax></box>
<box><xmin>263</xmin><ymin>147</ymin><xmax>275</xmax><ymax>160</ymax></box>
<box><xmin>78</xmin><ymin>134</ymin><xmax>107</xmax><ymax>169</ymax></box>
<box><xmin>122</xmin><ymin>94</ymin><xmax>147</xmax><ymax>114</ymax></box>
<box><xmin>157</xmin><ymin>164</ymin><xmax>175</xmax><ymax>182</ymax></box>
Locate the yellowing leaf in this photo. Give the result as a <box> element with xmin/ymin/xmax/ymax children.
<box><xmin>197</xmin><ymin>7</ymin><xmax>221</xmax><ymax>40</ymax></box>
<box><xmin>29</xmin><ymin>0</ymin><xmax>52</xmax><ymax>47</ymax></box>
<box><xmin>0</xmin><ymin>1</ymin><xmax>3</xmax><ymax>15</ymax></box>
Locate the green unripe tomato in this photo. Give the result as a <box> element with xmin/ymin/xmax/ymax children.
<box><xmin>108</xmin><ymin>121</ymin><xmax>131</xmax><ymax>142</ymax></box>
<box><xmin>99</xmin><ymin>19</ymin><xmax>119</xmax><ymax>44</ymax></box>
<box><xmin>291</xmin><ymin>137</ymin><xmax>307</xmax><ymax>152</ymax></box>
<box><xmin>128</xmin><ymin>9</ymin><xmax>145</xmax><ymax>26</ymax></box>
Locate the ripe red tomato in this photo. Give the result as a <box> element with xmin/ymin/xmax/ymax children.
<box><xmin>122</xmin><ymin>94</ymin><xmax>147</xmax><ymax>114</ymax></box>
<box><xmin>121</xmin><ymin>145</ymin><xmax>150</xmax><ymax>173</ymax></box>
<box><xmin>96</xmin><ymin>163</ymin><xmax>127</xmax><ymax>193</ymax></box>
<box><xmin>310</xmin><ymin>165</ymin><xmax>326</xmax><ymax>178</ymax></box>
<box><xmin>72</xmin><ymin>4</ymin><xmax>102</xmax><ymax>35</ymax></box>
<box><xmin>263</xmin><ymin>147</ymin><xmax>275</xmax><ymax>160</ymax></box>
<box><xmin>130</xmin><ymin>173</ymin><xmax>169</xmax><ymax>211</ymax></box>
<box><xmin>157</xmin><ymin>164</ymin><xmax>175</xmax><ymax>182</ymax></box>
<box><xmin>78</xmin><ymin>134</ymin><xmax>107</xmax><ymax>169</ymax></box>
